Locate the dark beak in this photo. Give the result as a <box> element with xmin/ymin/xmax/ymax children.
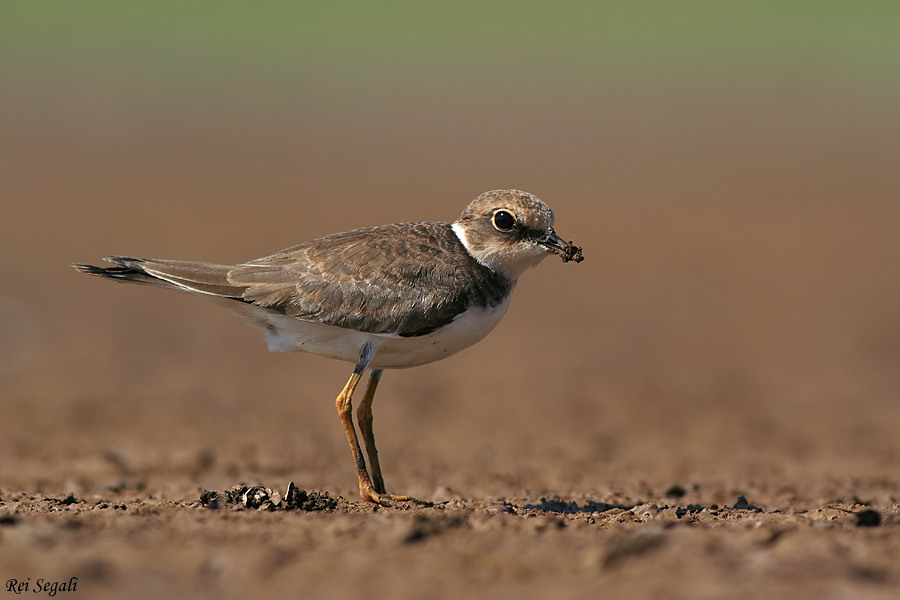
<box><xmin>539</xmin><ymin>229</ymin><xmax>584</xmax><ymax>263</ymax></box>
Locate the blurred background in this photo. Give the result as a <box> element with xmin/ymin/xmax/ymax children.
<box><xmin>1</xmin><ymin>1</ymin><xmax>899</xmax><ymax>501</ymax></box>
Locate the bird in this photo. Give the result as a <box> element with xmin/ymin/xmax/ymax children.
<box><xmin>74</xmin><ymin>189</ymin><xmax>584</xmax><ymax>506</ymax></box>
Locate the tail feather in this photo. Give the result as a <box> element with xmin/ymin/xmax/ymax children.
<box><xmin>73</xmin><ymin>256</ymin><xmax>246</xmax><ymax>299</ymax></box>
<box><xmin>73</xmin><ymin>257</ymin><xmax>161</xmax><ymax>285</ymax></box>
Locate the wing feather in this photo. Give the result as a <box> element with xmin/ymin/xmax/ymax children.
<box><xmin>77</xmin><ymin>222</ymin><xmax>513</xmax><ymax>337</ymax></box>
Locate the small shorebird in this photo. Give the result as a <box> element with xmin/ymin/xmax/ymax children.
<box><xmin>75</xmin><ymin>189</ymin><xmax>583</xmax><ymax>506</ymax></box>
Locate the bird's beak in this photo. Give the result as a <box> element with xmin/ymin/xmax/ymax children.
<box><xmin>539</xmin><ymin>229</ymin><xmax>584</xmax><ymax>263</ymax></box>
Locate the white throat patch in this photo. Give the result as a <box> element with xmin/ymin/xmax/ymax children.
<box><xmin>451</xmin><ymin>222</ymin><xmax>474</xmax><ymax>255</ymax></box>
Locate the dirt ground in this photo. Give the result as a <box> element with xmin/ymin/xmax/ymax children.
<box><xmin>3</xmin><ymin>54</ymin><xmax>900</xmax><ymax>600</ymax></box>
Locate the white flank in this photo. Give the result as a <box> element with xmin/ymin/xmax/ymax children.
<box><xmin>236</xmin><ymin>295</ymin><xmax>512</xmax><ymax>369</ymax></box>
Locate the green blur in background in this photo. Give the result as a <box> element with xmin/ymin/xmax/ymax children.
<box><xmin>4</xmin><ymin>1</ymin><xmax>899</xmax><ymax>88</ymax></box>
<box><xmin>4</xmin><ymin>1</ymin><xmax>898</xmax><ymax>206</ymax></box>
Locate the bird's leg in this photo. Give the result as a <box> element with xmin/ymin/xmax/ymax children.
<box><xmin>356</xmin><ymin>369</ymin><xmax>386</xmax><ymax>494</ymax></box>
<box><xmin>335</xmin><ymin>368</ymin><xmax>375</xmax><ymax>502</ymax></box>
<box><xmin>336</xmin><ymin>345</ymin><xmax>430</xmax><ymax>507</ymax></box>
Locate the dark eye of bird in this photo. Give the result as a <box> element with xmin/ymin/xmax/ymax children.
<box><xmin>492</xmin><ymin>210</ymin><xmax>516</xmax><ymax>231</ymax></box>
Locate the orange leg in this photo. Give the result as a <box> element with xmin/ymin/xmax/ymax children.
<box><xmin>356</xmin><ymin>369</ymin><xmax>386</xmax><ymax>494</ymax></box>
<box><xmin>335</xmin><ymin>346</ymin><xmax>430</xmax><ymax>507</ymax></box>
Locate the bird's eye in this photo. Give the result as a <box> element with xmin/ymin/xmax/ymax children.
<box><xmin>492</xmin><ymin>210</ymin><xmax>516</xmax><ymax>231</ymax></box>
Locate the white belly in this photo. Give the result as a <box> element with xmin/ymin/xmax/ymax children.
<box><xmin>236</xmin><ymin>296</ymin><xmax>512</xmax><ymax>369</ymax></box>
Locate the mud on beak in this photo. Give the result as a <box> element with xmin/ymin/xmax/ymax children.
<box><xmin>539</xmin><ymin>229</ymin><xmax>584</xmax><ymax>263</ymax></box>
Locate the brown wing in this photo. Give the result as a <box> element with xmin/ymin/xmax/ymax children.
<box><xmin>75</xmin><ymin>222</ymin><xmax>512</xmax><ymax>337</ymax></box>
<box><xmin>231</xmin><ymin>222</ymin><xmax>511</xmax><ymax>336</ymax></box>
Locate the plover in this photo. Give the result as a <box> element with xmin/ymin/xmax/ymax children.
<box><xmin>75</xmin><ymin>189</ymin><xmax>583</xmax><ymax>506</ymax></box>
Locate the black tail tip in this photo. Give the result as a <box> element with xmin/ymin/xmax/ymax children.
<box><xmin>72</xmin><ymin>259</ymin><xmax>149</xmax><ymax>282</ymax></box>
<box><xmin>72</xmin><ymin>263</ymin><xmax>105</xmax><ymax>275</ymax></box>
<box><xmin>73</xmin><ymin>256</ymin><xmax>145</xmax><ymax>273</ymax></box>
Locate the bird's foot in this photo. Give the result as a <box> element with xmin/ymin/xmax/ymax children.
<box><xmin>361</xmin><ymin>486</ymin><xmax>432</xmax><ymax>508</ymax></box>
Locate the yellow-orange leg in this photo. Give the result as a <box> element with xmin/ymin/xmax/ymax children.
<box><xmin>356</xmin><ymin>369</ymin><xmax>386</xmax><ymax>494</ymax></box>
<box><xmin>336</xmin><ymin>345</ymin><xmax>430</xmax><ymax>507</ymax></box>
<box><xmin>334</xmin><ymin>369</ymin><xmax>377</xmax><ymax>501</ymax></box>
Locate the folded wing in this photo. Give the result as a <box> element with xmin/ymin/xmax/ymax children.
<box><xmin>75</xmin><ymin>223</ymin><xmax>511</xmax><ymax>337</ymax></box>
